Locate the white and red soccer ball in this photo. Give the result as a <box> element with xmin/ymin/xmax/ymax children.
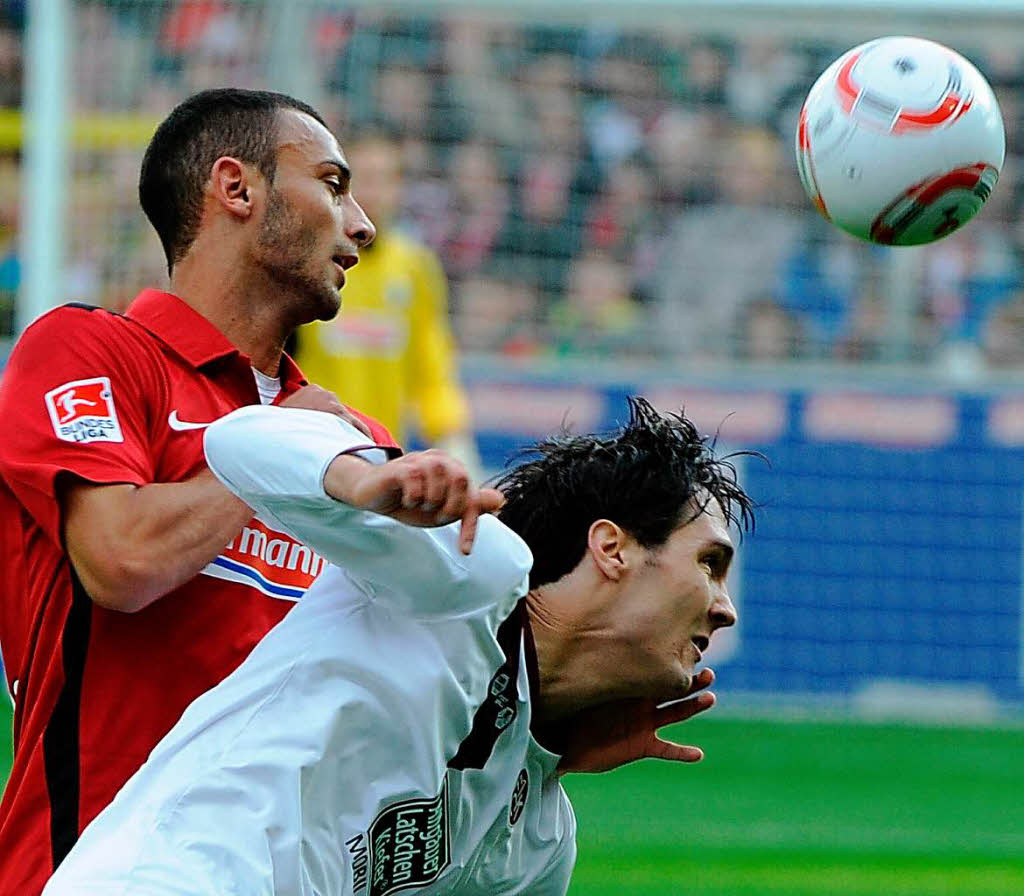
<box><xmin>796</xmin><ymin>36</ymin><xmax>1005</xmax><ymax>246</ymax></box>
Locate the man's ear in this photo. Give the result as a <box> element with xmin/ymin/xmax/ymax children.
<box><xmin>587</xmin><ymin>519</ymin><xmax>631</xmax><ymax>582</ymax></box>
<box><xmin>209</xmin><ymin>156</ymin><xmax>260</xmax><ymax>221</ymax></box>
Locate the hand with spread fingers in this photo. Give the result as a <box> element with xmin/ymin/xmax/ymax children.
<box><xmin>324</xmin><ymin>450</ymin><xmax>505</xmax><ymax>555</ymax></box>
<box><xmin>554</xmin><ymin>668</ymin><xmax>718</xmax><ymax>775</ymax></box>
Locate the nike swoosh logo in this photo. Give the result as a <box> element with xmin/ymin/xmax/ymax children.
<box><xmin>168</xmin><ymin>410</ymin><xmax>213</xmax><ymax>431</ymax></box>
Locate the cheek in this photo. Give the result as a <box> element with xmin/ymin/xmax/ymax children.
<box><xmin>293</xmin><ymin>189</ymin><xmax>336</xmax><ymax>237</ymax></box>
<box><xmin>297</xmin><ymin>202</ymin><xmax>333</xmax><ymax>251</ymax></box>
<box><xmin>663</xmin><ymin>580</ymin><xmax>712</xmax><ymax>649</ymax></box>
<box><xmin>677</xmin><ymin>566</ymin><xmax>712</xmax><ymax>610</ymax></box>
<box><xmin>628</xmin><ymin>600</ymin><xmax>688</xmax><ymax>661</ymax></box>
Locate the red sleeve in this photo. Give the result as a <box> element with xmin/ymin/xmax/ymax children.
<box><xmin>347</xmin><ymin>406</ymin><xmax>401</xmax><ymax>452</ymax></box>
<box><xmin>0</xmin><ymin>306</ymin><xmax>162</xmax><ymax>545</ymax></box>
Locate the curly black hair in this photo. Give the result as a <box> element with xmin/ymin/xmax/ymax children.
<box><xmin>496</xmin><ymin>397</ymin><xmax>758</xmax><ymax>589</ymax></box>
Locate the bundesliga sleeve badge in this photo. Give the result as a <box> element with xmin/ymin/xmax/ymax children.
<box><xmin>44</xmin><ymin>376</ymin><xmax>125</xmax><ymax>444</ymax></box>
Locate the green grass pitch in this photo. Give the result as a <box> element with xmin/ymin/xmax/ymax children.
<box><xmin>565</xmin><ymin>715</ymin><xmax>1024</xmax><ymax>896</ymax></box>
<box><xmin>0</xmin><ymin>696</ymin><xmax>9</xmax><ymax>795</ymax></box>
<box><xmin>2</xmin><ymin>698</ymin><xmax>1022</xmax><ymax>894</ymax></box>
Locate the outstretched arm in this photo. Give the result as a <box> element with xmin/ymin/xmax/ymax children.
<box><xmin>553</xmin><ymin>669</ymin><xmax>717</xmax><ymax>775</ymax></box>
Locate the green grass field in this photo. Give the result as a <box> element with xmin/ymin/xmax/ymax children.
<box><xmin>0</xmin><ymin>697</ymin><xmax>9</xmax><ymax>798</ymax></box>
<box><xmin>2</xmin><ymin>698</ymin><xmax>1022</xmax><ymax>894</ymax></box>
<box><xmin>565</xmin><ymin>716</ymin><xmax>1024</xmax><ymax>896</ymax></box>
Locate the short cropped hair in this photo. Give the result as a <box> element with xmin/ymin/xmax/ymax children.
<box><xmin>139</xmin><ymin>88</ymin><xmax>327</xmax><ymax>270</ymax></box>
<box><xmin>496</xmin><ymin>397</ymin><xmax>757</xmax><ymax>589</ymax></box>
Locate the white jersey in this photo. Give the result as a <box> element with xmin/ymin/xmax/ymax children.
<box><xmin>44</xmin><ymin>406</ymin><xmax>576</xmax><ymax>896</ymax></box>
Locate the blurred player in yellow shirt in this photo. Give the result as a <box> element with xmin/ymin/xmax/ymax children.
<box><xmin>294</xmin><ymin>128</ymin><xmax>481</xmax><ymax>473</ymax></box>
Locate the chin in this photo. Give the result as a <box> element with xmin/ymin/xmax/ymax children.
<box><xmin>669</xmin><ymin>678</ymin><xmax>694</xmax><ymax>702</ymax></box>
<box><xmin>666</xmin><ymin>666</ymin><xmax>695</xmax><ymax>701</ymax></box>
<box><xmin>310</xmin><ymin>286</ymin><xmax>342</xmax><ymax>322</ymax></box>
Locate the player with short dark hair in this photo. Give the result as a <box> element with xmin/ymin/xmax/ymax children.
<box><xmin>139</xmin><ymin>88</ymin><xmax>329</xmax><ymax>271</ymax></box>
<box><xmin>0</xmin><ymin>88</ymin><xmax>410</xmax><ymax>895</ymax></box>
<box><xmin>44</xmin><ymin>398</ymin><xmax>752</xmax><ymax>896</ymax></box>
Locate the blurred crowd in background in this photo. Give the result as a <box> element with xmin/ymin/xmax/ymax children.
<box><xmin>1</xmin><ymin>0</ymin><xmax>1024</xmax><ymax>370</ymax></box>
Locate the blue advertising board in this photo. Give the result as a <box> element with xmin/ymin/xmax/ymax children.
<box><xmin>465</xmin><ymin>367</ymin><xmax>1024</xmax><ymax>711</ymax></box>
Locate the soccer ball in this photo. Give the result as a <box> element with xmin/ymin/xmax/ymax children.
<box><xmin>796</xmin><ymin>36</ymin><xmax>1005</xmax><ymax>246</ymax></box>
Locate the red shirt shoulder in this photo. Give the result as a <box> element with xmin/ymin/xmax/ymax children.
<box><xmin>0</xmin><ymin>303</ymin><xmax>167</xmax><ymax>545</ymax></box>
<box><xmin>10</xmin><ymin>303</ymin><xmax>164</xmax><ymax>373</ymax></box>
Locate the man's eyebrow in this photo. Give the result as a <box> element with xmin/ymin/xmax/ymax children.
<box><xmin>320</xmin><ymin>159</ymin><xmax>351</xmax><ymax>181</ymax></box>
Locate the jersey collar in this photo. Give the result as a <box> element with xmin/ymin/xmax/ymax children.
<box><xmin>125</xmin><ymin>289</ymin><xmax>307</xmax><ymax>391</ymax></box>
<box><xmin>277</xmin><ymin>352</ymin><xmax>308</xmax><ymax>394</ymax></box>
<box><xmin>127</xmin><ymin>289</ymin><xmax>242</xmax><ymax>368</ymax></box>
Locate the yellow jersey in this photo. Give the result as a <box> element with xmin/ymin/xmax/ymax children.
<box><xmin>296</xmin><ymin>230</ymin><xmax>470</xmax><ymax>446</ymax></box>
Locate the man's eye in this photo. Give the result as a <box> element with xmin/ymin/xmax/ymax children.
<box><xmin>326</xmin><ymin>179</ymin><xmax>342</xmax><ymax>194</ymax></box>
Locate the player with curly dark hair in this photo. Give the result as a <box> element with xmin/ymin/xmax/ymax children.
<box><xmin>498</xmin><ymin>396</ymin><xmax>756</xmax><ymax>589</ymax></box>
<box><xmin>45</xmin><ymin>398</ymin><xmax>756</xmax><ymax>896</ymax></box>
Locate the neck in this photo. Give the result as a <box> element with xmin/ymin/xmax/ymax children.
<box><xmin>526</xmin><ymin>583</ymin><xmax>619</xmax><ymax>735</ymax></box>
<box><xmin>169</xmin><ymin>250</ymin><xmax>294</xmax><ymax>376</ymax></box>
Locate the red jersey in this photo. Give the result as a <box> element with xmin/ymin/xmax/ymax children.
<box><xmin>0</xmin><ymin>291</ymin><xmax>396</xmax><ymax>894</ymax></box>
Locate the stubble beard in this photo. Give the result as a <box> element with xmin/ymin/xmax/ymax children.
<box><xmin>255</xmin><ymin>186</ymin><xmax>341</xmax><ymax>323</ymax></box>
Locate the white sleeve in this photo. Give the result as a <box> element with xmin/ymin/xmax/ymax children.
<box><xmin>203</xmin><ymin>405</ymin><xmax>532</xmax><ymax>617</ymax></box>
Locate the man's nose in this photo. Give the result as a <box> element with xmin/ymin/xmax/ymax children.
<box><xmin>346</xmin><ymin>198</ymin><xmax>376</xmax><ymax>249</ymax></box>
<box><xmin>710</xmin><ymin>588</ymin><xmax>738</xmax><ymax>630</ymax></box>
